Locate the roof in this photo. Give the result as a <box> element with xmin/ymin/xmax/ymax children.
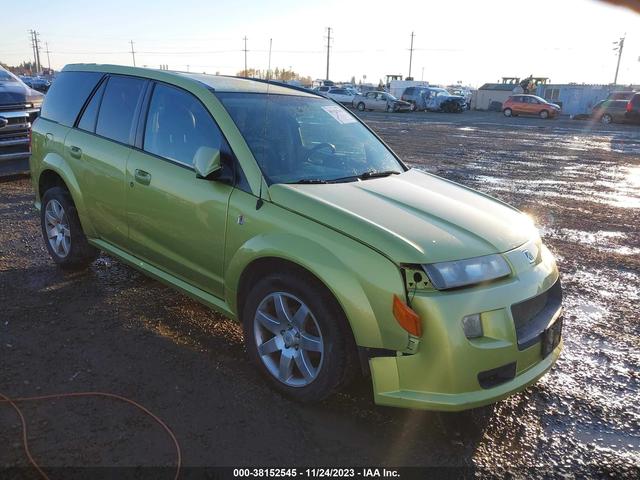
<box><xmin>62</xmin><ymin>64</ymin><xmax>316</xmax><ymax>97</ymax></box>
<box><xmin>478</xmin><ymin>83</ymin><xmax>516</xmax><ymax>91</ymax></box>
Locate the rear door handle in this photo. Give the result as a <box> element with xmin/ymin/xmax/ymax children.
<box><xmin>68</xmin><ymin>145</ymin><xmax>82</xmax><ymax>159</ymax></box>
<box><xmin>134</xmin><ymin>169</ymin><xmax>151</xmax><ymax>186</ymax></box>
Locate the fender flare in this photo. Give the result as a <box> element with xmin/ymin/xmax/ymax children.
<box><xmin>39</xmin><ymin>153</ymin><xmax>97</xmax><ymax>237</ymax></box>
<box><xmin>224</xmin><ymin>233</ymin><xmax>395</xmax><ymax>349</ymax></box>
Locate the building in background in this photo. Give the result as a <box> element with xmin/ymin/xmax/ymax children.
<box><xmin>535</xmin><ymin>83</ymin><xmax>639</xmax><ymax>116</ymax></box>
<box><xmin>472</xmin><ymin>82</ymin><xmax>517</xmax><ymax>111</ymax></box>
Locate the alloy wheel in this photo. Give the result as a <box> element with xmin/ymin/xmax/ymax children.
<box><xmin>45</xmin><ymin>199</ymin><xmax>71</xmax><ymax>258</ymax></box>
<box><xmin>253</xmin><ymin>292</ymin><xmax>324</xmax><ymax>387</ymax></box>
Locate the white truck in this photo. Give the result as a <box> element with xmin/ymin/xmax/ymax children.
<box><xmin>388</xmin><ymin>80</ymin><xmax>429</xmax><ymax>100</ymax></box>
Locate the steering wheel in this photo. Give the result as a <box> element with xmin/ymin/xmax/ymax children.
<box><xmin>304</xmin><ymin>142</ymin><xmax>336</xmax><ymax>162</ymax></box>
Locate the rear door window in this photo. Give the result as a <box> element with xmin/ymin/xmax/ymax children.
<box><xmin>40</xmin><ymin>71</ymin><xmax>103</xmax><ymax>126</ymax></box>
<box><xmin>77</xmin><ymin>80</ymin><xmax>106</xmax><ymax>133</ymax></box>
<box><xmin>143</xmin><ymin>83</ymin><xmax>223</xmax><ymax>167</ymax></box>
<box><xmin>96</xmin><ymin>75</ymin><xmax>147</xmax><ymax>145</ymax></box>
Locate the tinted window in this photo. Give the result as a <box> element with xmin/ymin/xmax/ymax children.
<box><xmin>405</xmin><ymin>88</ymin><xmax>414</xmax><ymax>95</ymax></box>
<box><xmin>40</xmin><ymin>71</ymin><xmax>103</xmax><ymax>126</ymax></box>
<box><xmin>632</xmin><ymin>94</ymin><xmax>640</xmax><ymax>106</ymax></box>
<box><xmin>96</xmin><ymin>75</ymin><xmax>146</xmax><ymax>144</ymax></box>
<box><xmin>77</xmin><ymin>80</ymin><xmax>106</xmax><ymax>132</ymax></box>
<box><xmin>144</xmin><ymin>83</ymin><xmax>223</xmax><ymax>166</ymax></box>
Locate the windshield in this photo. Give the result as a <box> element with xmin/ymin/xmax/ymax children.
<box><xmin>0</xmin><ymin>69</ymin><xmax>19</xmax><ymax>82</ymax></box>
<box><xmin>216</xmin><ymin>92</ymin><xmax>404</xmax><ymax>184</ymax></box>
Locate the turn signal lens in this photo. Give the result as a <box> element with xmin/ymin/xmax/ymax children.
<box><xmin>392</xmin><ymin>295</ymin><xmax>422</xmax><ymax>337</ymax></box>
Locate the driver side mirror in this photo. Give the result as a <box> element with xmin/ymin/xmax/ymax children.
<box><xmin>194</xmin><ymin>147</ymin><xmax>222</xmax><ymax>180</ymax></box>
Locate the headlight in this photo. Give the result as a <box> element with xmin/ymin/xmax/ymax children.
<box><xmin>423</xmin><ymin>254</ymin><xmax>511</xmax><ymax>290</ymax></box>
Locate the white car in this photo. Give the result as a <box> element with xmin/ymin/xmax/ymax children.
<box><xmin>325</xmin><ymin>88</ymin><xmax>356</xmax><ymax>105</ymax></box>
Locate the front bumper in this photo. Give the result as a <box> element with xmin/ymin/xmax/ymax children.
<box><xmin>369</xmin><ymin>241</ymin><xmax>562</xmax><ymax>411</ymax></box>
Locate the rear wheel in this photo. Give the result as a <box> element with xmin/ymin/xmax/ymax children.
<box><xmin>503</xmin><ymin>108</ymin><xmax>513</xmax><ymax>117</ymax></box>
<box><xmin>242</xmin><ymin>272</ymin><xmax>357</xmax><ymax>402</ymax></box>
<box><xmin>40</xmin><ymin>187</ymin><xmax>98</xmax><ymax>270</ymax></box>
<box><xmin>539</xmin><ymin>109</ymin><xmax>549</xmax><ymax>119</ymax></box>
<box><xmin>601</xmin><ymin>113</ymin><xmax>613</xmax><ymax>124</ymax></box>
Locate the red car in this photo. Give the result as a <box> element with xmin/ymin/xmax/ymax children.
<box><xmin>502</xmin><ymin>95</ymin><xmax>561</xmax><ymax>119</ymax></box>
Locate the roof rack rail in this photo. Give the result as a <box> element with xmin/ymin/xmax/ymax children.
<box><xmin>243</xmin><ymin>77</ymin><xmax>321</xmax><ymax>97</ymax></box>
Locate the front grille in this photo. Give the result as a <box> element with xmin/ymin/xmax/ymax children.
<box><xmin>0</xmin><ymin>103</ymin><xmax>30</xmax><ymax>112</ymax></box>
<box><xmin>511</xmin><ymin>279</ymin><xmax>562</xmax><ymax>350</ymax></box>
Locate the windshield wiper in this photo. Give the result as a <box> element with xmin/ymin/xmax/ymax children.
<box><xmin>288</xmin><ymin>179</ymin><xmax>328</xmax><ymax>184</ymax></box>
<box><xmin>289</xmin><ymin>170</ymin><xmax>401</xmax><ymax>185</ymax></box>
<box><xmin>359</xmin><ymin>170</ymin><xmax>402</xmax><ymax>179</ymax></box>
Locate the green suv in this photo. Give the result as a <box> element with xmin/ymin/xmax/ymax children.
<box><xmin>30</xmin><ymin>64</ymin><xmax>563</xmax><ymax>410</ymax></box>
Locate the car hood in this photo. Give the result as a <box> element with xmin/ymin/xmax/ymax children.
<box><xmin>269</xmin><ymin>169</ymin><xmax>536</xmax><ymax>264</ymax></box>
<box><xmin>0</xmin><ymin>81</ymin><xmax>43</xmax><ymax>105</ymax></box>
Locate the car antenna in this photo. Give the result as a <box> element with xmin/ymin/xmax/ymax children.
<box><xmin>256</xmin><ymin>181</ymin><xmax>264</xmax><ymax>210</ymax></box>
<box><xmin>256</xmin><ymin>79</ymin><xmax>271</xmax><ymax>211</ymax></box>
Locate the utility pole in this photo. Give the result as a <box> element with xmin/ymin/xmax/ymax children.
<box><xmin>34</xmin><ymin>31</ymin><xmax>42</xmax><ymax>73</ymax></box>
<box><xmin>267</xmin><ymin>38</ymin><xmax>273</xmax><ymax>80</ymax></box>
<box><xmin>45</xmin><ymin>42</ymin><xmax>51</xmax><ymax>72</ymax></box>
<box><xmin>613</xmin><ymin>35</ymin><xmax>625</xmax><ymax>85</ymax></box>
<box><xmin>130</xmin><ymin>40</ymin><xmax>136</xmax><ymax>67</ymax></box>
<box><xmin>408</xmin><ymin>31</ymin><xmax>415</xmax><ymax>80</ymax></box>
<box><xmin>243</xmin><ymin>36</ymin><xmax>248</xmax><ymax>77</ymax></box>
<box><xmin>29</xmin><ymin>30</ymin><xmax>37</xmax><ymax>73</ymax></box>
<box><xmin>325</xmin><ymin>27</ymin><xmax>332</xmax><ymax>81</ymax></box>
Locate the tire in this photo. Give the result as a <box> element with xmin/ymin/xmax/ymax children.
<box><xmin>242</xmin><ymin>271</ymin><xmax>358</xmax><ymax>403</ymax></box>
<box><xmin>41</xmin><ymin>186</ymin><xmax>98</xmax><ymax>270</ymax></box>
<box><xmin>539</xmin><ymin>109</ymin><xmax>549</xmax><ymax>119</ymax></box>
<box><xmin>409</xmin><ymin>102</ymin><xmax>417</xmax><ymax>112</ymax></box>
<box><xmin>356</xmin><ymin>102</ymin><xmax>365</xmax><ymax>111</ymax></box>
<box><xmin>503</xmin><ymin>108</ymin><xmax>513</xmax><ymax>117</ymax></box>
<box><xmin>601</xmin><ymin>113</ymin><xmax>613</xmax><ymax>125</ymax></box>
<box><xmin>386</xmin><ymin>104</ymin><xmax>395</xmax><ymax>113</ymax></box>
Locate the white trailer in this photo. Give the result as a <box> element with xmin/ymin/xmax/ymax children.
<box><xmin>388</xmin><ymin>80</ymin><xmax>429</xmax><ymax>99</ymax></box>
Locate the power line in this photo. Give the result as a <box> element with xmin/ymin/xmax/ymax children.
<box><xmin>325</xmin><ymin>27</ymin><xmax>332</xmax><ymax>80</ymax></box>
<box><xmin>130</xmin><ymin>40</ymin><xmax>136</xmax><ymax>67</ymax></box>
<box><xmin>408</xmin><ymin>31</ymin><xmax>415</xmax><ymax>80</ymax></box>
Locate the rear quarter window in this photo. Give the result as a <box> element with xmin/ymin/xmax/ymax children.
<box><xmin>40</xmin><ymin>71</ymin><xmax>103</xmax><ymax>126</ymax></box>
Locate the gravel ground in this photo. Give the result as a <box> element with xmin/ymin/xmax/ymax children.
<box><xmin>1</xmin><ymin>111</ymin><xmax>638</xmax><ymax>476</ymax></box>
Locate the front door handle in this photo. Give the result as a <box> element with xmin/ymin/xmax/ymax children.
<box><xmin>134</xmin><ymin>169</ymin><xmax>152</xmax><ymax>186</ymax></box>
<box><xmin>68</xmin><ymin>145</ymin><xmax>82</xmax><ymax>159</ymax></box>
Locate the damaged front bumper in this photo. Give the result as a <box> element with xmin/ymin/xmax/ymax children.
<box><xmin>369</xmin><ymin>241</ymin><xmax>563</xmax><ymax>411</ymax></box>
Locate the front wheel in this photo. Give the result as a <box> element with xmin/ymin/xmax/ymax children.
<box><xmin>386</xmin><ymin>104</ymin><xmax>395</xmax><ymax>113</ymax></box>
<box><xmin>242</xmin><ymin>272</ymin><xmax>357</xmax><ymax>402</ymax></box>
<box><xmin>503</xmin><ymin>108</ymin><xmax>513</xmax><ymax>117</ymax></box>
<box><xmin>356</xmin><ymin>102</ymin><xmax>365</xmax><ymax>111</ymax></box>
<box><xmin>539</xmin><ymin>109</ymin><xmax>549</xmax><ymax>119</ymax></box>
<box><xmin>40</xmin><ymin>187</ymin><xmax>98</xmax><ymax>270</ymax></box>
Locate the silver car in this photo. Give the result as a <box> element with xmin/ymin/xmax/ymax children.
<box><xmin>353</xmin><ymin>91</ymin><xmax>412</xmax><ymax>113</ymax></box>
<box><xmin>325</xmin><ymin>88</ymin><xmax>357</xmax><ymax>105</ymax></box>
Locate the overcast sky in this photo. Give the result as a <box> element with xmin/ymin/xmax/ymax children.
<box><xmin>2</xmin><ymin>0</ymin><xmax>639</xmax><ymax>87</ymax></box>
